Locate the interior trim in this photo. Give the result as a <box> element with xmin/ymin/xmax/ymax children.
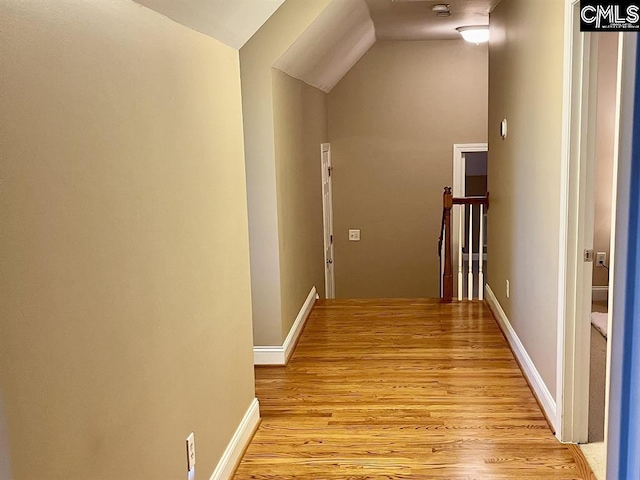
<box><xmin>253</xmin><ymin>286</ymin><xmax>317</xmax><ymax>365</ymax></box>
<box><xmin>209</xmin><ymin>398</ymin><xmax>260</xmax><ymax>480</ymax></box>
<box><xmin>485</xmin><ymin>284</ymin><xmax>558</xmax><ymax>432</ymax></box>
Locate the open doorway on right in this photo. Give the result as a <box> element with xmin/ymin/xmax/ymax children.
<box><xmin>581</xmin><ymin>31</ymin><xmax>619</xmax><ymax>478</ymax></box>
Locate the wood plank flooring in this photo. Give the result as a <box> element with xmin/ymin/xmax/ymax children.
<box><xmin>234</xmin><ymin>299</ymin><xmax>594</xmax><ymax>479</ymax></box>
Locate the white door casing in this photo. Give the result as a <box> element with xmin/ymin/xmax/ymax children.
<box><xmin>452</xmin><ymin>143</ymin><xmax>488</xmax><ymax>300</ymax></box>
<box><xmin>321</xmin><ymin>143</ymin><xmax>335</xmax><ymax>299</ymax></box>
<box><xmin>557</xmin><ymin>0</ymin><xmax>604</xmax><ymax>443</ymax></box>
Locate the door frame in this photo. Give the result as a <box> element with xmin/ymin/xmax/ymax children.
<box><xmin>605</xmin><ymin>32</ymin><xmax>638</xmax><ymax>480</ymax></box>
<box><xmin>452</xmin><ymin>143</ymin><xmax>488</xmax><ymax>299</ymax></box>
<box><xmin>557</xmin><ymin>0</ymin><xmax>600</xmax><ymax>444</ymax></box>
<box><xmin>557</xmin><ymin>0</ymin><xmax>635</xmax><ymax>450</ymax></box>
<box><xmin>321</xmin><ymin>142</ymin><xmax>335</xmax><ymax>299</ymax></box>
<box><xmin>453</xmin><ymin>143</ymin><xmax>488</xmax><ymax>198</ymax></box>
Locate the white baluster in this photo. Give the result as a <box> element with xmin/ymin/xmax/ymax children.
<box><xmin>468</xmin><ymin>204</ymin><xmax>473</xmax><ymax>301</ymax></box>
<box><xmin>458</xmin><ymin>204</ymin><xmax>463</xmax><ymax>301</ymax></box>
<box><xmin>478</xmin><ymin>203</ymin><xmax>484</xmax><ymax>301</ymax></box>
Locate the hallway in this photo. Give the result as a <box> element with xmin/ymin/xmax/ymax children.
<box><xmin>235</xmin><ymin>299</ymin><xmax>594</xmax><ymax>479</ymax></box>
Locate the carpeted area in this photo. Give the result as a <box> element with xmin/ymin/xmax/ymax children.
<box><xmin>581</xmin><ymin>302</ymin><xmax>608</xmax><ymax>478</ymax></box>
<box><xmin>591</xmin><ymin>312</ymin><xmax>608</xmax><ymax>338</ymax></box>
<box><xmin>580</xmin><ymin>442</ymin><xmax>606</xmax><ymax>480</ymax></box>
<box><xmin>589</xmin><ymin>324</ymin><xmax>607</xmax><ymax>442</ymax></box>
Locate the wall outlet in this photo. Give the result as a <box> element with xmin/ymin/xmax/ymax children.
<box><xmin>506</xmin><ymin>279</ymin><xmax>510</xmax><ymax>299</ymax></box>
<box><xmin>348</xmin><ymin>229</ymin><xmax>361</xmax><ymax>241</ymax></box>
<box><xmin>186</xmin><ymin>432</ymin><xmax>196</xmax><ymax>472</ymax></box>
<box><xmin>596</xmin><ymin>252</ymin><xmax>607</xmax><ymax>266</ymax></box>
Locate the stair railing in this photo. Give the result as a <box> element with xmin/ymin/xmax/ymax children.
<box><xmin>439</xmin><ymin>187</ymin><xmax>489</xmax><ymax>303</ymax></box>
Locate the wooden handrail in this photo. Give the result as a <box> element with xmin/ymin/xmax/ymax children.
<box><xmin>452</xmin><ymin>192</ymin><xmax>490</xmax><ymax>208</ymax></box>
<box><xmin>439</xmin><ymin>188</ymin><xmax>489</xmax><ymax>303</ymax></box>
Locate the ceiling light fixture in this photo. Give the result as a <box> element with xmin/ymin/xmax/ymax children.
<box><xmin>456</xmin><ymin>26</ymin><xmax>489</xmax><ymax>44</ymax></box>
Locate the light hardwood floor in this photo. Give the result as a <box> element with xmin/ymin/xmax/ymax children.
<box><xmin>235</xmin><ymin>299</ymin><xmax>595</xmax><ymax>479</ymax></box>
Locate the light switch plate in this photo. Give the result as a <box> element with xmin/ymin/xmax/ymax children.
<box><xmin>349</xmin><ymin>229</ymin><xmax>360</xmax><ymax>241</ymax></box>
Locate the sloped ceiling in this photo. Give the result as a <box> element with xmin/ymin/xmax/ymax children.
<box><xmin>134</xmin><ymin>0</ymin><xmax>496</xmax><ymax>92</ymax></box>
<box><xmin>366</xmin><ymin>0</ymin><xmax>499</xmax><ymax>41</ymax></box>
<box><xmin>274</xmin><ymin>0</ymin><xmax>375</xmax><ymax>93</ymax></box>
<box><xmin>133</xmin><ymin>0</ymin><xmax>285</xmax><ymax>49</ymax></box>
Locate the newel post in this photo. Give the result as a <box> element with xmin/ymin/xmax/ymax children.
<box><xmin>442</xmin><ymin>187</ymin><xmax>453</xmax><ymax>303</ymax></box>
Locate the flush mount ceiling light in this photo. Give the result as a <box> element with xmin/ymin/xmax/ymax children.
<box><xmin>456</xmin><ymin>26</ymin><xmax>489</xmax><ymax>44</ymax></box>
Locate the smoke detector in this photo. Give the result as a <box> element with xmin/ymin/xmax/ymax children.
<box><xmin>390</xmin><ymin>0</ymin><xmax>451</xmax><ymax>16</ymax></box>
<box><xmin>432</xmin><ymin>4</ymin><xmax>451</xmax><ymax>17</ymax></box>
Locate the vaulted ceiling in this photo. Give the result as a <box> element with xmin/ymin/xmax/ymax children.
<box><xmin>273</xmin><ymin>0</ymin><xmax>375</xmax><ymax>93</ymax></box>
<box><xmin>135</xmin><ymin>0</ymin><xmax>498</xmax><ymax>92</ymax></box>
<box><xmin>366</xmin><ymin>0</ymin><xmax>500</xmax><ymax>41</ymax></box>
<box><xmin>134</xmin><ymin>0</ymin><xmax>285</xmax><ymax>49</ymax></box>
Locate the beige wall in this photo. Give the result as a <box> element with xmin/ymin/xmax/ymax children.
<box><xmin>240</xmin><ymin>0</ymin><xmax>331</xmax><ymax>345</ymax></box>
<box><xmin>0</xmin><ymin>2</ymin><xmax>255</xmax><ymax>479</ymax></box>
<box><xmin>327</xmin><ymin>40</ymin><xmax>488</xmax><ymax>298</ymax></box>
<box><xmin>488</xmin><ymin>0</ymin><xmax>566</xmax><ymax>398</ymax></box>
<box><xmin>593</xmin><ymin>33</ymin><xmax>619</xmax><ymax>287</ymax></box>
<box><xmin>273</xmin><ymin>70</ymin><xmax>328</xmax><ymax>335</ymax></box>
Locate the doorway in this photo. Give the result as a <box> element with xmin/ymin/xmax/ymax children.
<box><xmin>453</xmin><ymin>143</ymin><xmax>488</xmax><ymax>300</ymax></box>
<box><xmin>321</xmin><ymin>143</ymin><xmax>335</xmax><ymax>299</ymax></box>
<box><xmin>558</xmin><ymin>2</ymin><xmax>626</xmax><ymax>478</ymax></box>
<box><xmin>585</xmin><ymin>31</ymin><xmax>618</xmax><ymax>453</ymax></box>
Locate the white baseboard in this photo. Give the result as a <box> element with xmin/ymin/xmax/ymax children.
<box><xmin>592</xmin><ymin>285</ymin><xmax>609</xmax><ymax>302</ymax></box>
<box><xmin>485</xmin><ymin>284</ymin><xmax>558</xmax><ymax>431</ymax></box>
<box><xmin>252</xmin><ymin>345</ymin><xmax>285</xmax><ymax>365</ymax></box>
<box><xmin>253</xmin><ymin>286</ymin><xmax>317</xmax><ymax>365</ymax></box>
<box><xmin>209</xmin><ymin>397</ymin><xmax>260</xmax><ymax>480</ymax></box>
